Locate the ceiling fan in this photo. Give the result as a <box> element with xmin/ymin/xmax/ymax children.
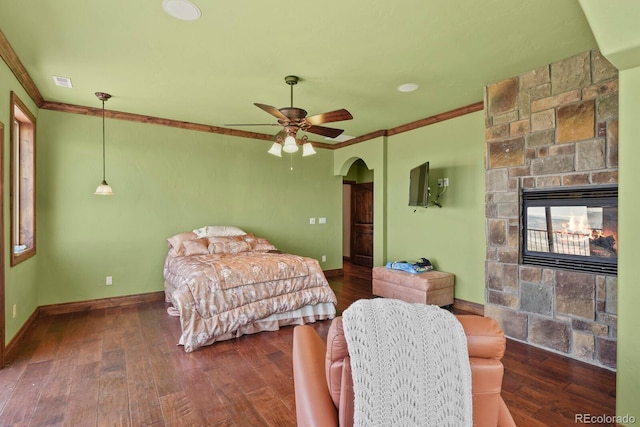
<box><xmin>226</xmin><ymin>75</ymin><xmax>353</xmax><ymax>157</ymax></box>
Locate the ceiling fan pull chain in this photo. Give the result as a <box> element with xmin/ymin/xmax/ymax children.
<box><xmin>290</xmin><ymin>153</ymin><xmax>294</xmax><ymax>171</ymax></box>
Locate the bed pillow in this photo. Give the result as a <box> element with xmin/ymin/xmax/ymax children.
<box><xmin>193</xmin><ymin>225</ymin><xmax>247</xmax><ymax>238</ymax></box>
<box><xmin>242</xmin><ymin>234</ymin><xmax>278</xmax><ymax>252</ymax></box>
<box><xmin>251</xmin><ymin>238</ymin><xmax>278</xmax><ymax>252</ymax></box>
<box><xmin>167</xmin><ymin>231</ymin><xmax>198</xmax><ymax>249</ymax></box>
<box><xmin>207</xmin><ymin>236</ymin><xmax>250</xmax><ymax>254</ymax></box>
<box><xmin>182</xmin><ymin>238</ymin><xmax>210</xmax><ymax>256</ymax></box>
<box><xmin>209</xmin><ymin>240</ymin><xmax>251</xmax><ymax>254</ymax></box>
<box><xmin>207</xmin><ymin>235</ymin><xmax>244</xmax><ymax>245</ymax></box>
<box><xmin>167</xmin><ymin>231</ymin><xmax>198</xmax><ymax>256</ymax></box>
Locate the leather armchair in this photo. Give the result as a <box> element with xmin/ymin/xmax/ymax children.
<box><xmin>293</xmin><ymin>314</ymin><xmax>516</xmax><ymax>427</ymax></box>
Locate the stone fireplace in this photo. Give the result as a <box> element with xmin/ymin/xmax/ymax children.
<box><xmin>484</xmin><ymin>49</ymin><xmax>618</xmax><ymax>369</ymax></box>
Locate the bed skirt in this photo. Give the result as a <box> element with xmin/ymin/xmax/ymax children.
<box><xmin>170</xmin><ymin>302</ymin><xmax>336</xmax><ymax>346</ymax></box>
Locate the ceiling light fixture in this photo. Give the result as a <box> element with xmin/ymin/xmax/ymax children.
<box><xmin>397</xmin><ymin>83</ymin><xmax>419</xmax><ymax>93</ymax></box>
<box><xmin>162</xmin><ymin>0</ymin><xmax>201</xmax><ymax>21</ymax></box>
<box><xmin>94</xmin><ymin>92</ymin><xmax>114</xmax><ymax>196</ymax></box>
<box><xmin>52</xmin><ymin>75</ymin><xmax>73</xmax><ymax>88</ymax></box>
<box><xmin>282</xmin><ymin>133</ymin><xmax>299</xmax><ymax>154</ymax></box>
<box><xmin>268</xmin><ymin>133</ymin><xmax>317</xmax><ymax>159</ymax></box>
<box><xmin>302</xmin><ymin>138</ymin><xmax>316</xmax><ymax>157</ymax></box>
<box><xmin>267</xmin><ymin>141</ymin><xmax>282</xmax><ymax>157</ymax></box>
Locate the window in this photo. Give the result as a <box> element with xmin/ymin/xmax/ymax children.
<box><xmin>10</xmin><ymin>92</ymin><xmax>36</xmax><ymax>266</ymax></box>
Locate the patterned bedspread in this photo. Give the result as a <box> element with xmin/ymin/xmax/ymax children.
<box><xmin>164</xmin><ymin>251</ymin><xmax>337</xmax><ymax>352</ymax></box>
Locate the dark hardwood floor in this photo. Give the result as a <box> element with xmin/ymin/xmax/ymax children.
<box><xmin>0</xmin><ymin>262</ymin><xmax>616</xmax><ymax>426</ymax></box>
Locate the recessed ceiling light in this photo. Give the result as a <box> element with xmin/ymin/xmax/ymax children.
<box><xmin>162</xmin><ymin>0</ymin><xmax>201</xmax><ymax>21</ymax></box>
<box><xmin>52</xmin><ymin>75</ymin><xmax>73</xmax><ymax>88</ymax></box>
<box><xmin>397</xmin><ymin>83</ymin><xmax>419</xmax><ymax>93</ymax></box>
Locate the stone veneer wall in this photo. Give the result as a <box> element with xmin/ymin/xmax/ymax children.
<box><xmin>484</xmin><ymin>50</ymin><xmax>618</xmax><ymax>369</ymax></box>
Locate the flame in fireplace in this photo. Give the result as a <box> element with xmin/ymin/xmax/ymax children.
<box><xmin>563</xmin><ymin>215</ymin><xmax>591</xmax><ymax>236</ymax></box>
<box><xmin>557</xmin><ymin>211</ymin><xmax>616</xmax><ymax>257</ymax></box>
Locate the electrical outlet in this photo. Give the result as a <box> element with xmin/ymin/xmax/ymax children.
<box><xmin>309</xmin><ymin>217</ymin><xmax>316</xmax><ymax>225</ymax></box>
<box><xmin>12</xmin><ymin>304</ymin><xmax>16</xmax><ymax>319</ymax></box>
<box><xmin>319</xmin><ymin>217</ymin><xmax>326</xmax><ymax>224</ymax></box>
<box><xmin>321</xmin><ymin>255</ymin><xmax>327</xmax><ymax>262</ymax></box>
<box><xmin>443</xmin><ymin>178</ymin><xmax>449</xmax><ymax>187</ymax></box>
<box><xmin>106</xmin><ymin>276</ymin><xmax>113</xmax><ymax>286</ymax></box>
<box><xmin>438</xmin><ymin>179</ymin><xmax>443</xmax><ymax>187</ymax></box>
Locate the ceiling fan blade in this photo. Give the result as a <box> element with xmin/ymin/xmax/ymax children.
<box><xmin>254</xmin><ymin>103</ymin><xmax>288</xmax><ymax>120</ymax></box>
<box><xmin>225</xmin><ymin>123</ymin><xmax>280</xmax><ymax>127</ymax></box>
<box><xmin>305</xmin><ymin>109</ymin><xmax>353</xmax><ymax>125</ymax></box>
<box><xmin>306</xmin><ymin>125</ymin><xmax>344</xmax><ymax>138</ymax></box>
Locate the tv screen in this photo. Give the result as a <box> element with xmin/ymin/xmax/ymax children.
<box><xmin>408</xmin><ymin>161</ymin><xmax>429</xmax><ymax>207</ymax></box>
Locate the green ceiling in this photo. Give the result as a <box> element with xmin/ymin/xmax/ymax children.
<box><xmin>0</xmin><ymin>0</ymin><xmax>596</xmax><ymax>143</ymax></box>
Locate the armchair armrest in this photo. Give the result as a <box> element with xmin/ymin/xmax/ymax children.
<box><xmin>293</xmin><ymin>325</ymin><xmax>339</xmax><ymax>427</ymax></box>
<box><xmin>456</xmin><ymin>315</ymin><xmax>506</xmax><ymax>359</ymax></box>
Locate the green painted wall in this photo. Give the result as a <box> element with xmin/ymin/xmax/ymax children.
<box><xmin>0</xmin><ymin>62</ymin><xmax>40</xmax><ymax>344</ymax></box>
<box><xmin>333</xmin><ymin>112</ymin><xmax>486</xmax><ymax>304</ymax></box>
<box><xmin>616</xmin><ymin>66</ymin><xmax>640</xmax><ymax>425</ymax></box>
<box><xmin>575</xmin><ymin>2</ymin><xmax>639</xmax><ymax>422</ymax></box>
<box><xmin>35</xmin><ymin>110</ymin><xmax>343</xmax><ymax>307</ymax></box>
<box><xmin>385</xmin><ymin>112</ymin><xmax>486</xmax><ymax>304</ymax></box>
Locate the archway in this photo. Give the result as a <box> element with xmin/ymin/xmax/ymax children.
<box><xmin>342</xmin><ymin>159</ymin><xmax>374</xmax><ymax>267</ymax></box>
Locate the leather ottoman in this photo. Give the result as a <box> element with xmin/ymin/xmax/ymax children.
<box><xmin>372</xmin><ymin>266</ymin><xmax>454</xmax><ymax>307</ymax></box>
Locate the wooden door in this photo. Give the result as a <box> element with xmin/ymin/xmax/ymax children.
<box><xmin>350</xmin><ymin>182</ymin><xmax>373</xmax><ymax>267</ymax></box>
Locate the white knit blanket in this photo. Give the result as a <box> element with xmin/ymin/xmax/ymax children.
<box><xmin>342</xmin><ymin>299</ymin><xmax>472</xmax><ymax>427</ymax></box>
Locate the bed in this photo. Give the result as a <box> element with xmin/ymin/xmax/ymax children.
<box><xmin>163</xmin><ymin>226</ymin><xmax>337</xmax><ymax>352</ymax></box>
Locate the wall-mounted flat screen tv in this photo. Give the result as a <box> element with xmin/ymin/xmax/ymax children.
<box><xmin>408</xmin><ymin>161</ymin><xmax>429</xmax><ymax>207</ymax></box>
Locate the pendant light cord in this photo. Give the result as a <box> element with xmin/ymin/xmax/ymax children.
<box><xmin>101</xmin><ymin>98</ymin><xmax>106</xmax><ymax>182</ymax></box>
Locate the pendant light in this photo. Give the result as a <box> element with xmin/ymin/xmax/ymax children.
<box><xmin>94</xmin><ymin>92</ymin><xmax>113</xmax><ymax>195</ymax></box>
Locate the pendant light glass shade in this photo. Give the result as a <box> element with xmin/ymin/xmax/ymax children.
<box><xmin>267</xmin><ymin>142</ymin><xmax>282</xmax><ymax>157</ymax></box>
<box><xmin>95</xmin><ymin>180</ymin><xmax>113</xmax><ymax>195</ymax></box>
<box><xmin>94</xmin><ymin>92</ymin><xmax>113</xmax><ymax>195</ymax></box>
<box><xmin>302</xmin><ymin>142</ymin><xmax>316</xmax><ymax>157</ymax></box>
<box><xmin>282</xmin><ymin>134</ymin><xmax>299</xmax><ymax>153</ymax></box>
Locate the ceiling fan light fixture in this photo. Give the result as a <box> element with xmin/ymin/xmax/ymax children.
<box><xmin>302</xmin><ymin>142</ymin><xmax>316</xmax><ymax>157</ymax></box>
<box><xmin>282</xmin><ymin>135</ymin><xmax>299</xmax><ymax>153</ymax></box>
<box><xmin>268</xmin><ymin>142</ymin><xmax>282</xmax><ymax>157</ymax></box>
<box><xmin>162</xmin><ymin>0</ymin><xmax>201</xmax><ymax>21</ymax></box>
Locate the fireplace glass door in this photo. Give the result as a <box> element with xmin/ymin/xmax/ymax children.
<box><xmin>522</xmin><ymin>186</ymin><xmax>617</xmax><ymax>275</ymax></box>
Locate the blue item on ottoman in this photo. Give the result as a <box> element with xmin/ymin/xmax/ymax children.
<box><xmin>386</xmin><ymin>260</ymin><xmax>433</xmax><ymax>274</ymax></box>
